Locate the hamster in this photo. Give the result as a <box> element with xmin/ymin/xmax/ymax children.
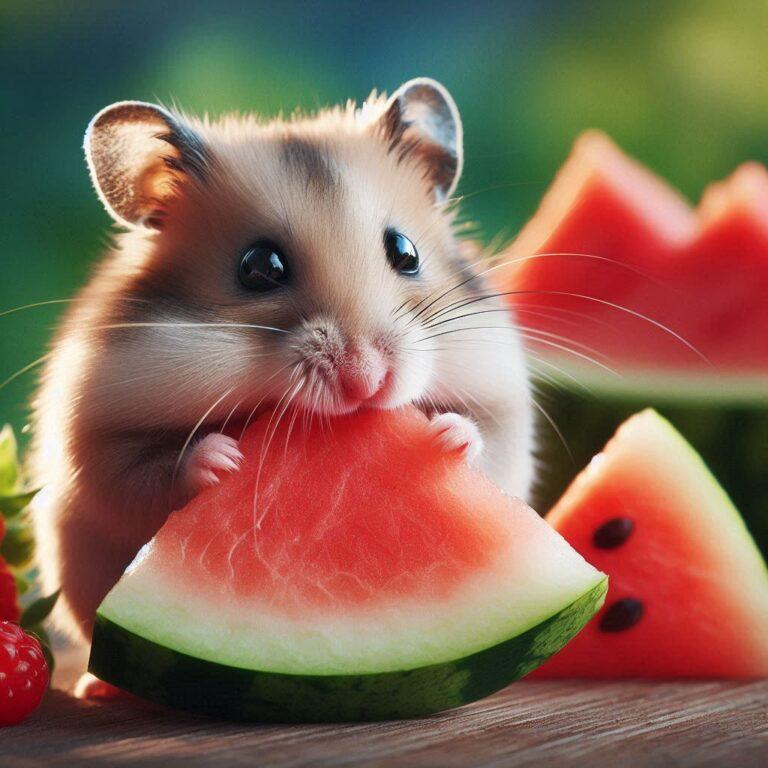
<box><xmin>30</xmin><ymin>78</ymin><xmax>534</xmax><ymax>643</ymax></box>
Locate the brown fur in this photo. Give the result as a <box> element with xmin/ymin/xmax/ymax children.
<box><xmin>30</xmin><ymin>84</ymin><xmax>533</xmax><ymax>642</ymax></box>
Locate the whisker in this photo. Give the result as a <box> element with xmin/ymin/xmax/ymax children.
<box><xmin>420</xmin><ymin>309</ymin><xmax>613</xmax><ymax>359</ymax></box>
<box><xmin>283</xmin><ymin>395</ymin><xmax>304</xmax><ymax>460</ymax></box>
<box><xmin>0</xmin><ymin>296</ymin><xmax>150</xmax><ymax>319</ymax></box>
<box><xmin>517</xmin><ymin>334</ymin><xmax>619</xmax><ymax>377</ymax></box>
<box><xmin>220</xmin><ymin>398</ymin><xmax>244</xmax><ymax>434</ymax></box>
<box><xmin>0</xmin><ymin>299</ymin><xmax>76</xmax><ymax>318</ymax></box>
<box><xmin>412</xmin><ymin>324</ymin><xmax>621</xmax><ymax>378</ymax></box>
<box><xmin>524</xmin><ymin>362</ymin><xmax>565</xmax><ymax>391</ymax></box>
<box><xmin>172</xmin><ymin>386</ymin><xmax>235</xmax><ymax>488</ymax></box>
<box><xmin>253</xmin><ymin>372</ymin><xmax>304</xmax><ymax>531</ymax></box>
<box><xmin>514</xmin><ymin>305</ymin><xmax>614</xmax><ymax>330</ymax></box>
<box><xmin>417</xmin><ymin>288</ymin><xmax>706</xmax><ymax>363</ymax></box>
<box><xmin>405</xmin><ymin>251</ymin><xmax>656</xmax><ymax>330</ymax></box>
<box><xmin>530</xmin><ymin>396</ymin><xmax>574</xmax><ymax>464</ymax></box>
<box><xmin>525</xmin><ymin>351</ymin><xmax>595</xmax><ymax>394</ymax></box>
<box><xmin>91</xmin><ymin>322</ymin><xmax>289</xmax><ymax>334</ymax></box>
<box><xmin>517</xmin><ymin>326</ymin><xmax>611</xmax><ymax>360</ymax></box>
<box><xmin>0</xmin><ymin>353</ymin><xmax>52</xmax><ymax>391</ymax></box>
<box><xmin>237</xmin><ymin>363</ymin><xmax>295</xmax><ymax>441</ymax></box>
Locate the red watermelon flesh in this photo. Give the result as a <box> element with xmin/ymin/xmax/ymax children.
<box><xmin>100</xmin><ymin>406</ymin><xmax>605</xmax><ymax>679</ymax></box>
<box><xmin>493</xmin><ymin>131</ymin><xmax>768</xmax><ymax>373</ymax></box>
<box><xmin>534</xmin><ymin>409</ymin><xmax>768</xmax><ymax>679</ymax></box>
<box><xmin>155</xmin><ymin>410</ymin><xmax>512</xmax><ymax>616</ymax></box>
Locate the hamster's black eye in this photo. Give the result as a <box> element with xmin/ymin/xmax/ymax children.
<box><xmin>384</xmin><ymin>229</ymin><xmax>420</xmax><ymax>276</ymax></box>
<box><xmin>239</xmin><ymin>242</ymin><xmax>289</xmax><ymax>292</ymax></box>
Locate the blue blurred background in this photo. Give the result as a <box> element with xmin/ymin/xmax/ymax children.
<box><xmin>2</xmin><ymin>0</ymin><xmax>768</xmax><ymax>429</ymax></box>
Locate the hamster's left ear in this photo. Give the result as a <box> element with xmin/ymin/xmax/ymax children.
<box><xmin>84</xmin><ymin>101</ymin><xmax>208</xmax><ymax>229</ymax></box>
<box><xmin>377</xmin><ymin>78</ymin><xmax>463</xmax><ymax>201</ymax></box>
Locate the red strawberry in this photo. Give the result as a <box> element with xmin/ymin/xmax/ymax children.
<box><xmin>0</xmin><ymin>558</ymin><xmax>19</xmax><ymax>623</ymax></box>
<box><xmin>0</xmin><ymin>621</ymin><xmax>49</xmax><ymax>726</ymax></box>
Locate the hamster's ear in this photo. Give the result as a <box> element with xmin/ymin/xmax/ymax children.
<box><xmin>84</xmin><ymin>101</ymin><xmax>208</xmax><ymax>229</ymax></box>
<box><xmin>377</xmin><ymin>78</ymin><xmax>463</xmax><ymax>201</ymax></box>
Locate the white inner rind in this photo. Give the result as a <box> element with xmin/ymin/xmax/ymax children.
<box><xmin>99</xmin><ymin>503</ymin><xmax>605</xmax><ymax>675</ymax></box>
<box><xmin>530</xmin><ymin>353</ymin><xmax>768</xmax><ymax>404</ymax></box>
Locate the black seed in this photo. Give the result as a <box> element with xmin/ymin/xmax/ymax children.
<box><xmin>599</xmin><ymin>598</ymin><xmax>644</xmax><ymax>632</ymax></box>
<box><xmin>593</xmin><ymin>517</ymin><xmax>635</xmax><ymax>549</ymax></box>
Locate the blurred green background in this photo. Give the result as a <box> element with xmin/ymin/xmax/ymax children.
<box><xmin>2</xmin><ymin>0</ymin><xmax>768</xmax><ymax>431</ymax></box>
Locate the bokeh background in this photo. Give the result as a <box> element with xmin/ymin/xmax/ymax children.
<box><xmin>2</xmin><ymin>0</ymin><xmax>768</xmax><ymax>430</ymax></box>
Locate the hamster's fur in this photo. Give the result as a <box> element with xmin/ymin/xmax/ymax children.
<box><xmin>30</xmin><ymin>79</ymin><xmax>534</xmax><ymax>641</ymax></box>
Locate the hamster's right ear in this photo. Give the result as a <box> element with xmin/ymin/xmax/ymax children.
<box><xmin>84</xmin><ymin>101</ymin><xmax>209</xmax><ymax>229</ymax></box>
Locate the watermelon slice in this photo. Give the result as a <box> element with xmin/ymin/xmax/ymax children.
<box><xmin>493</xmin><ymin>132</ymin><xmax>768</xmax><ymax>552</ymax></box>
<box><xmin>534</xmin><ymin>409</ymin><xmax>768</xmax><ymax>679</ymax></box>
<box><xmin>89</xmin><ymin>407</ymin><xmax>606</xmax><ymax>722</ymax></box>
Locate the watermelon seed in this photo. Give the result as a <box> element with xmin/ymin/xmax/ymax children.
<box><xmin>593</xmin><ymin>517</ymin><xmax>634</xmax><ymax>549</ymax></box>
<box><xmin>599</xmin><ymin>598</ymin><xmax>644</xmax><ymax>632</ymax></box>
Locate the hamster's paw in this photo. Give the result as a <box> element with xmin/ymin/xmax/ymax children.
<box><xmin>183</xmin><ymin>433</ymin><xmax>244</xmax><ymax>495</ymax></box>
<box><xmin>74</xmin><ymin>672</ymin><xmax>124</xmax><ymax>701</ymax></box>
<box><xmin>427</xmin><ymin>412</ymin><xmax>483</xmax><ymax>464</ymax></box>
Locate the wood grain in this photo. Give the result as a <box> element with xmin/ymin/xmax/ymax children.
<box><xmin>4</xmin><ymin>645</ymin><xmax>767</xmax><ymax>767</ymax></box>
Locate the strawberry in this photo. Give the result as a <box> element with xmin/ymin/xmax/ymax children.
<box><xmin>0</xmin><ymin>557</ymin><xmax>19</xmax><ymax>623</ymax></box>
<box><xmin>0</xmin><ymin>621</ymin><xmax>49</xmax><ymax>726</ymax></box>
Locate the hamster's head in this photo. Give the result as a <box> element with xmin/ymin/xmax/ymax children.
<box><xmin>84</xmin><ymin>80</ymin><xmax>496</xmax><ymax>427</ymax></box>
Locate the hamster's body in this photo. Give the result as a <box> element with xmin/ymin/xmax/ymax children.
<box><xmin>30</xmin><ymin>80</ymin><xmax>534</xmax><ymax>642</ymax></box>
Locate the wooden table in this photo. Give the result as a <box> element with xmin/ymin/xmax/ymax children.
<box><xmin>4</xmin><ymin>645</ymin><xmax>767</xmax><ymax>767</ymax></box>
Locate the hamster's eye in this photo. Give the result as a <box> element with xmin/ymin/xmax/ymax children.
<box><xmin>239</xmin><ymin>242</ymin><xmax>289</xmax><ymax>292</ymax></box>
<box><xmin>384</xmin><ymin>229</ymin><xmax>420</xmax><ymax>276</ymax></box>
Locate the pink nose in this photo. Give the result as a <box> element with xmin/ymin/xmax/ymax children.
<box><xmin>339</xmin><ymin>346</ymin><xmax>387</xmax><ymax>401</ymax></box>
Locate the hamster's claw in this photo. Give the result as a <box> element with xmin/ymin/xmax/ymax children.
<box><xmin>427</xmin><ymin>412</ymin><xmax>483</xmax><ymax>464</ymax></box>
<box><xmin>183</xmin><ymin>433</ymin><xmax>244</xmax><ymax>495</ymax></box>
<box><xmin>74</xmin><ymin>672</ymin><xmax>124</xmax><ymax>701</ymax></box>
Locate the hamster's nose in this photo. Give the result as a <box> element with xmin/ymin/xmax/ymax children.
<box><xmin>338</xmin><ymin>344</ymin><xmax>388</xmax><ymax>402</ymax></box>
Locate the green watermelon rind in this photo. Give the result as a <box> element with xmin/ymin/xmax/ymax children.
<box><xmin>532</xmin><ymin>355</ymin><xmax>768</xmax><ymax>404</ymax></box>
<box><xmin>89</xmin><ymin>577</ymin><xmax>607</xmax><ymax>722</ymax></box>
<box><xmin>532</xmin><ymin>356</ymin><xmax>768</xmax><ymax>556</ymax></box>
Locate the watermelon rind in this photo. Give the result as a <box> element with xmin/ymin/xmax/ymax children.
<box><xmin>536</xmin><ymin>408</ymin><xmax>768</xmax><ymax>679</ymax></box>
<box><xmin>531</xmin><ymin>355</ymin><xmax>768</xmax><ymax>405</ymax></box>
<box><xmin>89</xmin><ymin>577</ymin><xmax>606</xmax><ymax>722</ymax></box>
<box><xmin>532</xmin><ymin>357</ymin><xmax>768</xmax><ymax>555</ymax></box>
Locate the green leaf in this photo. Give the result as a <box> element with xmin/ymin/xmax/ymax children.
<box><xmin>0</xmin><ymin>522</ymin><xmax>35</xmax><ymax>567</ymax></box>
<box><xmin>20</xmin><ymin>589</ymin><xmax>60</xmax><ymax>629</ymax></box>
<box><xmin>29</xmin><ymin>625</ymin><xmax>51</xmax><ymax>647</ymax></box>
<box><xmin>14</xmin><ymin>573</ymin><xmax>31</xmax><ymax>595</ymax></box>
<box><xmin>0</xmin><ymin>424</ymin><xmax>19</xmax><ymax>495</ymax></box>
<box><xmin>0</xmin><ymin>488</ymin><xmax>39</xmax><ymax>519</ymax></box>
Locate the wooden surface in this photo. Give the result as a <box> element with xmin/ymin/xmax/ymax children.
<box><xmin>4</xmin><ymin>645</ymin><xmax>767</xmax><ymax>768</ymax></box>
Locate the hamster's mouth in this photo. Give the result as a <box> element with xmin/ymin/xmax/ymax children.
<box><xmin>296</xmin><ymin>369</ymin><xmax>403</xmax><ymax>417</ymax></box>
<box><xmin>227</xmin><ymin>370</ymin><xmax>406</xmax><ymax>426</ymax></box>
<box><xmin>336</xmin><ymin>369</ymin><xmax>401</xmax><ymax>413</ymax></box>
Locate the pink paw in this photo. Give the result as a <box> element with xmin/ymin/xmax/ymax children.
<box><xmin>428</xmin><ymin>413</ymin><xmax>483</xmax><ymax>464</ymax></box>
<box><xmin>74</xmin><ymin>672</ymin><xmax>123</xmax><ymax>701</ymax></box>
<box><xmin>183</xmin><ymin>433</ymin><xmax>243</xmax><ymax>495</ymax></box>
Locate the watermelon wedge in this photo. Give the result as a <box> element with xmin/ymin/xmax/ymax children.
<box><xmin>493</xmin><ymin>132</ymin><xmax>768</xmax><ymax>552</ymax></box>
<box><xmin>534</xmin><ymin>409</ymin><xmax>768</xmax><ymax>679</ymax></box>
<box><xmin>89</xmin><ymin>407</ymin><xmax>606</xmax><ymax>722</ymax></box>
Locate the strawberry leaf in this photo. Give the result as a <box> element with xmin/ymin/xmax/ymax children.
<box><xmin>0</xmin><ymin>489</ymin><xmax>39</xmax><ymax>519</ymax></box>
<box><xmin>0</xmin><ymin>425</ymin><xmax>19</xmax><ymax>495</ymax></box>
<box><xmin>14</xmin><ymin>573</ymin><xmax>31</xmax><ymax>595</ymax></box>
<box><xmin>20</xmin><ymin>589</ymin><xmax>60</xmax><ymax>629</ymax></box>
<box><xmin>0</xmin><ymin>522</ymin><xmax>35</xmax><ymax>567</ymax></box>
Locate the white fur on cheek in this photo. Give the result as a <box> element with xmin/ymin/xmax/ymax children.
<box><xmin>87</xmin><ymin>319</ymin><xmax>274</xmax><ymax>430</ymax></box>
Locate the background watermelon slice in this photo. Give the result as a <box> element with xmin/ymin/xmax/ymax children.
<box><xmin>90</xmin><ymin>407</ymin><xmax>606</xmax><ymax>722</ymax></box>
<box><xmin>492</xmin><ymin>132</ymin><xmax>768</xmax><ymax>552</ymax></box>
<box><xmin>534</xmin><ymin>409</ymin><xmax>768</xmax><ymax>679</ymax></box>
